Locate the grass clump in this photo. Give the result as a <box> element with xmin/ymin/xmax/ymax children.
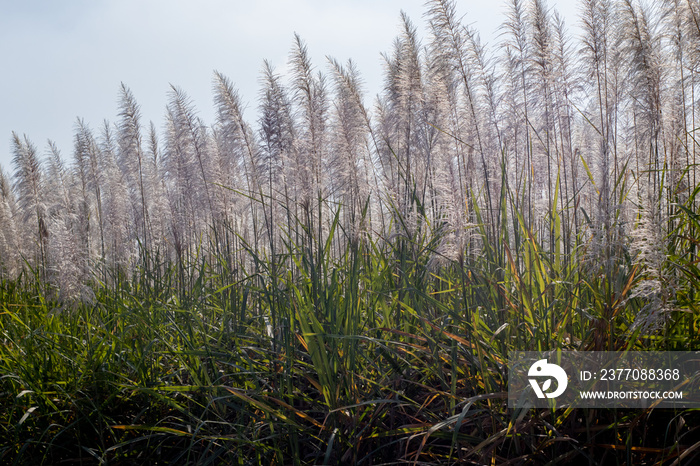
<box><xmin>3</xmin><ymin>0</ymin><xmax>700</xmax><ymax>462</ymax></box>
<box><xmin>1</xmin><ymin>179</ymin><xmax>699</xmax><ymax>464</ymax></box>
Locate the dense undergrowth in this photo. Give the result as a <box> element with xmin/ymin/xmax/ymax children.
<box><xmin>1</xmin><ymin>179</ymin><xmax>700</xmax><ymax>464</ymax></box>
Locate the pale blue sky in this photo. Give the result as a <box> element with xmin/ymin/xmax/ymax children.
<box><xmin>0</xmin><ymin>0</ymin><xmax>577</xmax><ymax>172</ymax></box>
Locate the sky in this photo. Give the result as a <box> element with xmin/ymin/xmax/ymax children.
<box><xmin>0</xmin><ymin>0</ymin><xmax>578</xmax><ymax>172</ymax></box>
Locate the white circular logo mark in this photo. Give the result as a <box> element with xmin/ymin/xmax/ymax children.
<box><xmin>528</xmin><ymin>359</ymin><xmax>568</xmax><ymax>398</ymax></box>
